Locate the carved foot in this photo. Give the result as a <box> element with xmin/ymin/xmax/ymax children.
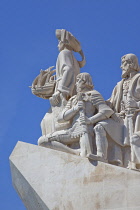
<box><xmin>38</xmin><ymin>134</ymin><xmax>58</xmax><ymax>146</ymax></box>
<box><xmin>109</xmin><ymin>159</ymin><xmax>123</xmax><ymax>167</ymax></box>
<box><xmin>87</xmin><ymin>154</ymin><xmax>108</xmax><ymax>163</ymax></box>
<box><xmin>38</xmin><ymin>135</ymin><xmax>49</xmax><ymax>146</ymax></box>
<box><xmin>38</xmin><ymin>135</ymin><xmax>80</xmax><ymax>156</ymax></box>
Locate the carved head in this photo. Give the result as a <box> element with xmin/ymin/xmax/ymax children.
<box><xmin>56</xmin><ymin>29</ymin><xmax>81</xmax><ymax>52</ymax></box>
<box><xmin>121</xmin><ymin>53</ymin><xmax>139</xmax><ymax>78</ymax></box>
<box><xmin>76</xmin><ymin>73</ymin><xmax>94</xmax><ymax>92</ymax></box>
<box><xmin>56</xmin><ymin>29</ymin><xmax>86</xmax><ymax>68</ymax></box>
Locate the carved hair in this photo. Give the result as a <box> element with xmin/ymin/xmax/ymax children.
<box><xmin>121</xmin><ymin>53</ymin><xmax>140</xmax><ymax>71</ymax></box>
<box><xmin>56</xmin><ymin>29</ymin><xmax>86</xmax><ymax>68</ymax></box>
<box><xmin>77</xmin><ymin>73</ymin><xmax>94</xmax><ymax>89</ymax></box>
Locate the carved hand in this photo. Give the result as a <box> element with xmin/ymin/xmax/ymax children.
<box><xmin>50</xmin><ymin>91</ymin><xmax>60</xmax><ymax>106</ymax></box>
<box><xmin>85</xmin><ymin>116</ymin><xmax>92</xmax><ymax>124</ymax></box>
<box><xmin>61</xmin><ymin>92</ymin><xmax>69</xmax><ymax>101</ymax></box>
<box><xmin>73</xmin><ymin>101</ymin><xmax>84</xmax><ymax>112</ymax></box>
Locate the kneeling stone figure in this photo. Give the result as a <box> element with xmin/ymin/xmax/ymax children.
<box><xmin>38</xmin><ymin>73</ymin><xmax>114</xmax><ymax>162</ymax></box>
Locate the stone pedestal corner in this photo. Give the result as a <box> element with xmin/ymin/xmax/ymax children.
<box><xmin>10</xmin><ymin>141</ymin><xmax>140</xmax><ymax>210</ymax></box>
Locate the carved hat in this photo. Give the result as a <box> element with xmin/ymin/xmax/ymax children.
<box><xmin>56</xmin><ymin>29</ymin><xmax>86</xmax><ymax>68</ymax></box>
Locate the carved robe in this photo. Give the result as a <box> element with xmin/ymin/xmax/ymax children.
<box><xmin>55</xmin><ymin>49</ymin><xmax>80</xmax><ymax>97</ymax></box>
<box><xmin>108</xmin><ymin>73</ymin><xmax>140</xmax><ymax>164</ymax></box>
<box><xmin>41</xmin><ymin>49</ymin><xmax>80</xmax><ymax>136</ymax></box>
<box><xmin>109</xmin><ymin>73</ymin><xmax>140</xmax><ymax>136</ymax></box>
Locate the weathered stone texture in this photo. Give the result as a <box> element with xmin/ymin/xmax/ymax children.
<box><xmin>10</xmin><ymin>141</ymin><xmax>140</xmax><ymax>210</ymax></box>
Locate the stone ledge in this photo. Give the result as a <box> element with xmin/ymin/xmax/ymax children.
<box><xmin>9</xmin><ymin>141</ymin><xmax>140</xmax><ymax>210</ymax></box>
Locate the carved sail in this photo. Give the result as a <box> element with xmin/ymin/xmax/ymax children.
<box><xmin>31</xmin><ymin>67</ymin><xmax>56</xmax><ymax>99</ymax></box>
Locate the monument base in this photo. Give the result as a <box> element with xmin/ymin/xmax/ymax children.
<box><xmin>10</xmin><ymin>141</ymin><xmax>140</xmax><ymax>210</ymax></box>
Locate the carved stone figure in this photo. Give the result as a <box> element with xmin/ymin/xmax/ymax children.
<box><xmin>30</xmin><ymin>30</ymin><xmax>140</xmax><ymax>171</ymax></box>
<box><xmin>38</xmin><ymin>73</ymin><xmax>114</xmax><ymax>161</ymax></box>
<box><xmin>31</xmin><ymin>29</ymin><xmax>85</xmax><ymax>102</ymax></box>
<box><xmin>108</xmin><ymin>53</ymin><xmax>140</xmax><ymax>170</ymax></box>
<box><xmin>50</xmin><ymin>29</ymin><xmax>86</xmax><ymax>106</ymax></box>
<box><xmin>39</xmin><ymin>29</ymin><xmax>86</xmax><ymax>136</ymax></box>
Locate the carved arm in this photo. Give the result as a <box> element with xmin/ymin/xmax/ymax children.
<box><xmin>89</xmin><ymin>103</ymin><xmax>114</xmax><ymax>124</ymax></box>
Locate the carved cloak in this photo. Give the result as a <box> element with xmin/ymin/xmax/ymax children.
<box><xmin>55</xmin><ymin>49</ymin><xmax>80</xmax><ymax>97</ymax></box>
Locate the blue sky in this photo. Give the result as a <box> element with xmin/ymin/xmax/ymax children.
<box><xmin>1</xmin><ymin>0</ymin><xmax>140</xmax><ymax>209</ymax></box>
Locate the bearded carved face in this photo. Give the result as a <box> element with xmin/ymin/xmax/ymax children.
<box><xmin>121</xmin><ymin>58</ymin><xmax>132</xmax><ymax>78</ymax></box>
<box><xmin>120</xmin><ymin>54</ymin><xmax>139</xmax><ymax>78</ymax></box>
<box><xmin>76</xmin><ymin>77</ymin><xmax>85</xmax><ymax>92</ymax></box>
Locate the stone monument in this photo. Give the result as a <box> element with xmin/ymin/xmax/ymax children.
<box><xmin>10</xmin><ymin>29</ymin><xmax>140</xmax><ymax>210</ymax></box>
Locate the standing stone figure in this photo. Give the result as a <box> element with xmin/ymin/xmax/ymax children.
<box><xmin>50</xmin><ymin>29</ymin><xmax>85</xmax><ymax>105</ymax></box>
<box><xmin>41</xmin><ymin>29</ymin><xmax>86</xmax><ymax>136</ymax></box>
<box><xmin>38</xmin><ymin>73</ymin><xmax>114</xmax><ymax>160</ymax></box>
<box><xmin>109</xmin><ymin>53</ymin><xmax>140</xmax><ymax>170</ymax></box>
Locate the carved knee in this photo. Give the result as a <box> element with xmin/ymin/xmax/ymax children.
<box><xmin>94</xmin><ymin>124</ymin><xmax>106</xmax><ymax>137</ymax></box>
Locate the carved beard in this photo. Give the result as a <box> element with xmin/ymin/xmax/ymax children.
<box><xmin>76</xmin><ymin>86</ymin><xmax>82</xmax><ymax>93</ymax></box>
<box><xmin>76</xmin><ymin>82</ymin><xmax>86</xmax><ymax>93</ymax></box>
<box><xmin>76</xmin><ymin>83</ymin><xmax>84</xmax><ymax>93</ymax></box>
<box><xmin>76</xmin><ymin>92</ymin><xmax>84</xmax><ymax>101</ymax></box>
<box><xmin>121</xmin><ymin>69</ymin><xmax>131</xmax><ymax>78</ymax></box>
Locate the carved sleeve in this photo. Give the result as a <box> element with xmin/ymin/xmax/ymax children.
<box><xmin>57</xmin><ymin>97</ymin><xmax>77</xmax><ymax>122</ymax></box>
<box><xmin>90</xmin><ymin>91</ymin><xmax>114</xmax><ymax>124</ymax></box>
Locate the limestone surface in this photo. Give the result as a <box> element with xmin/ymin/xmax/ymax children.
<box><xmin>10</xmin><ymin>141</ymin><xmax>140</xmax><ymax>210</ymax></box>
<box><xmin>30</xmin><ymin>30</ymin><xmax>140</xmax><ymax>170</ymax></box>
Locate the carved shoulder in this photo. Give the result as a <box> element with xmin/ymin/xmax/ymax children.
<box><xmin>58</xmin><ymin>49</ymin><xmax>73</xmax><ymax>57</ymax></box>
<box><xmin>58</xmin><ymin>49</ymin><xmax>74</xmax><ymax>67</ymax></box>
<box><xmin>90</xmin><ymin>90</ymin><xmax>105</xmax><ymax>105</ymax></box>
<box><xmin>65</xmin><ymin>95</ymin><xmax>77</xmax><ymax>109</ymax></box>
<box><xmin>130</xmin><ymin>73</ymin><xmax>140</xmax><ymax>101</ymax></box>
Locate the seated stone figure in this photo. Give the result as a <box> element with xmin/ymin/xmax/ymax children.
<box><xmin>38</xmin><ymin>73</ymin><xmax>114</xmax><ymax>161</ymax></box>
